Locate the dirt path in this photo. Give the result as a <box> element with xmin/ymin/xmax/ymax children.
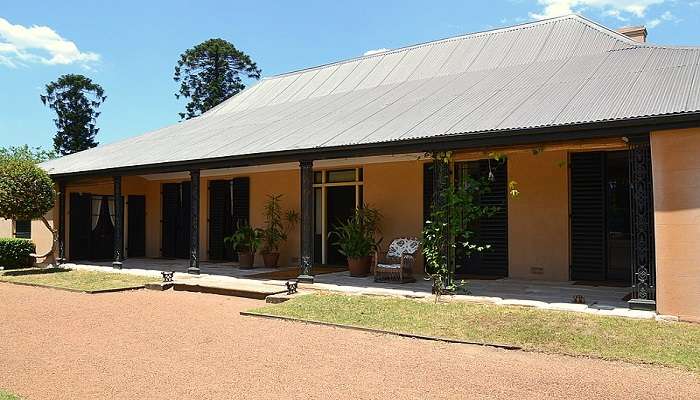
<box><xmin>0</xmin><ymin>283</ymin><xmax>697</xmax><ymax>399</ymax></box>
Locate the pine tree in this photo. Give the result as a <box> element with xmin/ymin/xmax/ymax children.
<box><xmin>174</xmin><ymin>38</ymin><xmax>261</xmax><ymax>120</ymax></box>
<box><xmin>41</xmin><ymin>74</ymin><xmax>106</xmax><ymax>155</ymax></box>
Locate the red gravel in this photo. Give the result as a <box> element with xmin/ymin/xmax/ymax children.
<box><xmin>1</xmin><ymin>283</ymin><xmax>698</xmax><ymax>400</ymax></box>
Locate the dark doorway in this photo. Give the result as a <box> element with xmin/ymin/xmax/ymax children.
<box><xmin>454</xmin><ymin>159</ymin><xmax>509</xmax><ymax>277</ymax></box>
<box><xmin>326</xmin><ymin>185</ymin><xmax>357</xmax><ymax>266</ymax></box>
<box><xmin>208</xmin><ymin>178</ymin><xmax>250</xmax><ymax>261</ymax></box>
<box><xmin>570</xmin><ymin>151</ymin><xmax>631</xmax><ymax>283</ymax></box>
<box><xmin>90</xmin><ymin>195</ymin><xmax>116</xmax><ymax>260</ymax></box>
<box><xmin>69</xmin><ymin>193</ymin><xmax>91</xmax><ymax>260</ymax></box>
<box><xmin>162</xmin><ymin>182</ymin><xmax>190</xmax><ymax>259</ymax></box>
<box><xmin>127</xmin><ymin>195</ymin><xmax>146</xmax><ymax>257</ymax></box>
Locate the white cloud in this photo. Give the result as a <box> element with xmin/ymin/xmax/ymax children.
<box><xmin>363</xmin><ymin>48</ymin><xmax>390</xmax><ymax>56</ymax></box>
<box><xmin>646</xmin><ymin>10</ymin><xmax>680</xmax><ymax>28</ymax></box>
<box><xmin>529</xmin><ymin>0</ymin><xmax>665</xmax><ymax>20</ymax></box>
<box><xmin>0</xmin><ymin>17</ymin><xmax>99</xmax><ymax>68</ymax></box>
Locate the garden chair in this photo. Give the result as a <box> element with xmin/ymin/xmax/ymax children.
<box><xmin>373</xmin><ymin>237</ymin><xmax>420</xmax><ymax>283</ymax></box>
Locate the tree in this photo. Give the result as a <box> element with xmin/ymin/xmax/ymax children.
<box><xmin>174</xmin><ymin>38</ymin><xmax>261</xmax><ymax>120</ymax></box>
<box><xmin>0</xmin><ymin>158</ymin><xmax>57</xmax><ymax>261</ymax></box>
<box><xmin>41</xmin><ymin>74</ymin><xmax>106</xmax><ymax>156</ymax></box>
<box><xmin>0</xmin><ymin>145</ymin><xmax>56</xmax><ymax>164</ymax></box>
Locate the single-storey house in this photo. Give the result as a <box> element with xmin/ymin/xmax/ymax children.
<box><xmin>3</xmin><ymin>15</ymin><xmax>700</xmax><ymax>321</ymax></box>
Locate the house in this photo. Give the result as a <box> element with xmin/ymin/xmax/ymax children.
<box><xmin>4</xmin><ymin>15</ymin><xmax>700</xmax><ymax>321</ymax></box>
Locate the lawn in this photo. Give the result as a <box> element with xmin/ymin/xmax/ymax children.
<box><xmin>0</xmin><ymin>389</ymin><xmax>20</xmax><ymax>400</ymax></box>
<box><xmin>251</xmin><ymin>293</ymin><xmax>700</xmax><ymax>372</ymax></box>
<box><xmin>0</xmin><ymin>268</ymin><xmax>159</xmax><ymax>292</ymax></box>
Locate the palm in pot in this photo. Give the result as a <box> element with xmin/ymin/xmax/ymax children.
<box><xmin>330</xmin><ymin>206</ymin><xmax>382</xmax><ymax>277</ymax></box>
<box><xmin>224</xmin><ymin>224</ymin><xmax>262</xmax><ymax>269</ymax></box>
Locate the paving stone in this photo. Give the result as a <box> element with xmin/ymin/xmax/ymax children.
<box><xmin>498</xmin><ymin>299</ymin><xmax>549</xmax><ymax>308</ymax></box>
<box><xmin>145</xmin><ymin>282</ymin><xmax>173</xmax><ymax>291</ymax></box>
<box><xmin>451</xmin><ymin>295</ymin><xmax>503</xmax><ymax>304</ymax></box>
<box><xmin>543</xmin><ymin>303</ymin><xmax>589</xmax><ymax>312</ymax></box>
<box><xmin>655</xmin><ymin>314</ymin><xmax>680</xmax><ymax>322</ymax></box>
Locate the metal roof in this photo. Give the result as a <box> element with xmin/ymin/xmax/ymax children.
<box><xmin>42</xmin><ymin>14</ymin><xmax>700</xmax><ymax>176</ymax></box>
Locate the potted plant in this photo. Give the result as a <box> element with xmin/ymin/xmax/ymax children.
<box><xmin>330</xmin><ymin>206</ymin><xmax>382</xmax><ymax>277</ymax></box>
<box><xmin>260</xmin><ymin>194</ymin><xmax>298</xmax><ymax>268</ymax></box>
<box><xmin>224</xmin><ymin>224</ymin><xmax>262</xmax><ymax>269</ymax></box>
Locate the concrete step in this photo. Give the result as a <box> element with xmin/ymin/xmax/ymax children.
<box><xmin>172</xmin><ymin>281</ymin><xmax>287</xmax><ymax>300</ymax></box>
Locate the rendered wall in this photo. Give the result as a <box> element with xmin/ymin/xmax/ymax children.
<box><xmin>363</xmin><ymin>161</ymin><xmax>424</xmax><ymax>271</ymax></box>
<box><xmin>507</xmin><ymin>151</ymin><xmax>570</xmax><ymax>281</ymax></box>
<box><xmin>202</xmin><ymin>170</ymin><xmax>301</xmax><ymax>267</ymax></box>
<box><xmin>0</xmin><ymin>219</ymin><xmax>12</xmax><ymax>238</ymax></box>
<box><xmin>651</xmin><ymin>127</ymin><xmax>700</xmax><ymax>322</ymax></box>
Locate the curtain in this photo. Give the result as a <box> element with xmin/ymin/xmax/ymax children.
<box><xmin>91</xmin><ymin>197</ymin><xmax>102</xmax><ymax>230</ymax></box>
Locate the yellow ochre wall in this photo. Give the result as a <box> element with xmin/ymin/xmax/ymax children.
<box><xmin>507</xmin><ymin>151</ymin><xmax>570</xmax><ymax>281</ymax></box>
<box><xmin>363</xmin><ymin>161</ymin><xmax>424</xmax><ymax>269</ymax></box>
<box><xmin>0</xmin><ymin>219</ymin><xmax>12</xmax><ymax>238</ymax></box>
<box><xmin>201</xmin><ymin>170</ymin><xmax>301</xmax><ymax>267</ymax></box>
<box><xmin>651</xmin><ymin>127</ymin><xmax>700</xmax><ymax>322</ymax></box>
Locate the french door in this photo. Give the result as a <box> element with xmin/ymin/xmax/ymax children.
<box><xmin>313</xmin><ymin>168</ymin><xmax>363</xmax><ymax>266</ymax></box>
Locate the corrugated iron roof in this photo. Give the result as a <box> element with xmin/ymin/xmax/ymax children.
<box><xmin>41</xmin><ymin>14</ymin><xmax>700</xmax><ymax>176</ymax></box>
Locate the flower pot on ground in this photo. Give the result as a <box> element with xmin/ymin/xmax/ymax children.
<box><xmin>330</xmin><ymin>206</ymin><xmax>382</xmax><ymax>277</ymax></box>
<box><xmin>347</xmin><ymin>256</ymin><xmax>373</xmax><ymax>277</ymax></box>
<box><xmin>260</xmin><ymin>194</ymin><xmax>298</xmax><ymax>268</ymax></box>
<box><xmin>261</xmin><ymin>252</ymin><xmax>280</xmax><ymax>268</ymax></box>
<box><xmin>224</xmin><ymin>224</ymin><xmax>262</xmax><ymax>269</ymax></box>
<box><xmin>237</xmin><ymin>251</ymin><xmax>255</xmax><ymax>269</ymax></box>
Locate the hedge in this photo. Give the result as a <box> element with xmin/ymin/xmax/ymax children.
<box><xmin>0</xmin><ymin>237</ymin><xmax>35</xmax><ymax>268</ymax></box>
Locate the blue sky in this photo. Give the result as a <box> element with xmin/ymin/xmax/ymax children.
<box><xmin>2</xmin><ymin>0</ymin><xmax>699</xmax><ymax>149</ymax></box>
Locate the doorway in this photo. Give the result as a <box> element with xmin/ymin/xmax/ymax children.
<box><xmin>313</xmin><ymin>168</ymin><xmax>363</xmax><ymax>266</ymax></box>
<box><xmin>570</xmin><ymin>151</ymin><xmax>631</xmax><ymax>283</ymax></box>
<box><xmin>68</xmin><ymin>193</ymin><xmax>122</xmax><ymax>261</ymax></box>
<box><xmin>127</xmin><ymin>195</ymin><xmax>146</xmax><ymax>258</ymax></box>
<box><xmin>454</xmin><ymin>159</ymin><xmax>509</xmax><ymax>278</ymax></box>
<box><xmin>162</xmin><ymin>182</ymin><xmax>190</xmax><ymax>259</ymax></box>
<box><xmin>208</xmin><ymin>178</ymin><xmax>250</xmax><ymax>261</ymax></box>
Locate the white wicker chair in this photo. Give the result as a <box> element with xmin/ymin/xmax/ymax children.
<box><xmin>373</xmin><ymin>238</ymin><xmax>419</xmax><ymax>283</ymax></box>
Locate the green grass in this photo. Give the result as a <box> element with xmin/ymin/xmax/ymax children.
<box><xmin>0</xmin><ymin>268</ymin><xmax>159</xmax><ymax>292</ymax></box>
<box><xmin>251</xmin><ymin>293</ymin><xmax>700</xmax><ymax>372</ymax></box>
<box><xmin>0</xmin><ymin>389</ymin><xmax>20</xmax><ymax>400</ymax></box>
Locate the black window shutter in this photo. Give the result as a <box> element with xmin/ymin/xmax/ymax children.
<box><xmin>161</xmin><ymin>183</ymin><xmax>180</xmax><ymax>258</ymax></box>
<box><xmin>69</xmin><ymin>193</ymin><xmax>92</xmax><ymax>261</ymax></box>
<box><xmin>208</xmin><ymin>180</ymin><xmax>229</xmax><ymax>260</ymax></box>
<box><xmin>232</xmin><ymin>177</ymin><xmax>250</xmax><ymax>228</ymax></box>
<box><xmin>476</xmin><ymin>159</ymin><xmax>508</xmax><ymax>276</ymax></box>
<box><xmin>570</xmin><ymin>152</ymin><xmax>606</xmax><ymax>281</ymax></box>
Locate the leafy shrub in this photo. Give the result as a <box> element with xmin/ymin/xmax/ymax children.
<box><xmin>0</xmin><ymin>237</ymin><xmax>36</xmax><ymax>268</ymax></box>
<box><xmin>0</xmin><ymin>159</ymin><xmax>55</xmax><ymax>221</ymax></box>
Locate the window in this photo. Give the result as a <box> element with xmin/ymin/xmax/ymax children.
<box><xmin>326</xmin><ymin>169</ymin><xmax>357</xmax><ymax>183</ymax></box>
<box><xmin>14</xmin><ymin>220</ymin><xmax>31</xmax><ymax>239</ymax></box>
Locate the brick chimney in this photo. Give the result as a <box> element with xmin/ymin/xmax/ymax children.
<box><xmin>617</xmin><ymin>26</ymin><xmax>647</xmax><ymax>43</ymax></box>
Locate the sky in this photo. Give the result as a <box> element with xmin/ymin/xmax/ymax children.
<box><xmin>1</xmin><ymin>0</ymin><xmax>699</xmax><ymax>150</ymax></box>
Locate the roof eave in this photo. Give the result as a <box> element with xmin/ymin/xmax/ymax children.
<box><xmin>47</xmin><ymin>112</ymin><xmax>700</xmax><ymax>180</ymax></box>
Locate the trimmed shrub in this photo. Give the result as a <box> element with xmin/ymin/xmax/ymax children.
<box><xmin>0</xmin><ymin>237</ymin><xmax>36</xmax><ymax>268</ymax></box>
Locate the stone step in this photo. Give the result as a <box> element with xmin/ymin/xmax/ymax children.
<box><xmin>172</xmin><ymin>281</ymin><xmax>287</xmax><ymax>300</ymax></box>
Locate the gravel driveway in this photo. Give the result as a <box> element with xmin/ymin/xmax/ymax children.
<box><xmin>1</xmin><ymin>284</ymin><xmax>697</xmax><ymax>399</ymax></box>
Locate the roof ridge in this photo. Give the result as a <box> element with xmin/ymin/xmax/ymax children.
<box><xmin>261</xmin><ymin>14</ymin><xmax>584</xmax><ymax>80</ymax></box>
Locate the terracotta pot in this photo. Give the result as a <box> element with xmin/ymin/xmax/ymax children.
<box><xmin>347</xmin><ymin>256</ymin><xmax>372</xmax><ymax>277</ymax></box>
<box><xmin>262</xmin><ymin>252</ymin><xmax>280</xmax><ymax>268</ymax></box>
<box><xmin>238</xmin><ymin>252</ymin><xmax>255</xmax><ymax>269</ymax></box>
